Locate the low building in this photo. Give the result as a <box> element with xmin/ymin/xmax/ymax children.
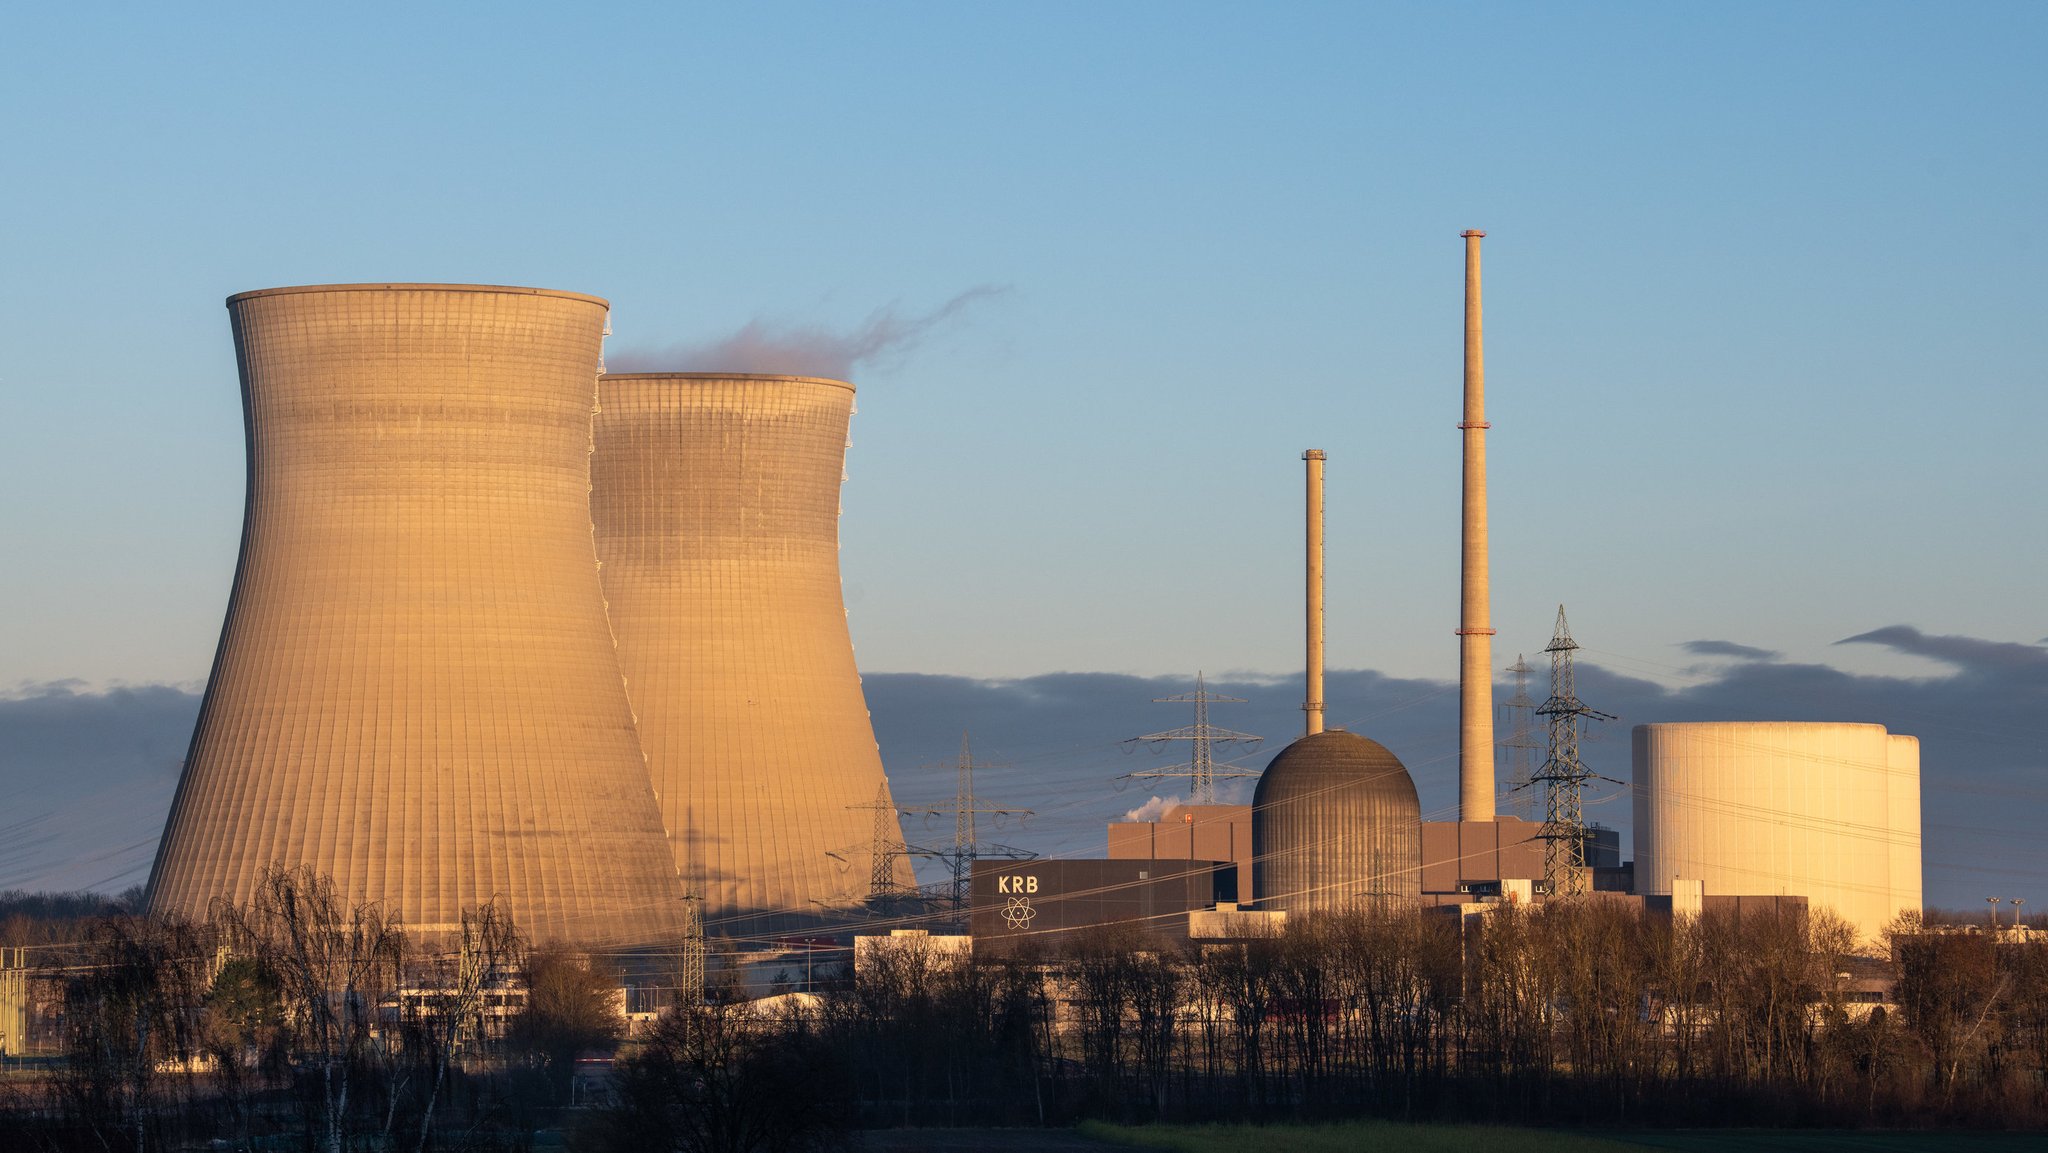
<box><xmin>969</xmin><ymin>859</ymin><xmax>1232</xmax><ymax>956</ymax></box>
<box><xmin>1108</xmin><ymin>803</ymin><xmax>1253</xmax><ymax>902</ymax></box>
<box><xmin>853</xmin><ymin>929</ymin><xmax>973</xmax><ymax>980</ymax></box>
<box><xmin>1420</xmin><ymin>816</ymin><xmax>1545</xmax><ymax>905</ymax></box>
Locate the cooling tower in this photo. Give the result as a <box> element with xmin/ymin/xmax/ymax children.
<box><xmin>590</xmin><ymin>373</ymin><xmax>911</xmax><ymax>930</ymax></box>
<box><xmin>149</xmin><ymin>284</ymin><xmax>686</xmax><ymax>947</ymax></box>
<box><xmin>1632</xmin><ymin>721</ymin><xmax>1921</xmax><ymax>948</ymax></box>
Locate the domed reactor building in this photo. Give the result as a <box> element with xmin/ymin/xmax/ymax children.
<box><xmin>590</xmin><ymin>373</ymin><xmax>911</xmax><ymax>933</ymax></box>
<box><xmin>148</xmin><ymin>284</ymin><xmax>686</xmax><ymax>947</ymax></box>
<box><xmin>1252</xmin><ymin>729</ymin><xmax>1422</xmax><ymax>914</ymax></box>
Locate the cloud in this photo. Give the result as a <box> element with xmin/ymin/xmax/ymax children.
<box><xmin>0</xmin><ymin>682</ymin><xmax>199</xmax><ymax>892</ymax></box>
<box><xmin>606</xmin><ymin>286</ymin><xmax>1009</xmax><ymax>380</ymax></box>
<box><xmin>13</xmin><ymin>627</ymin><xmax>2043</xmax><ymax>914</ymax></box>
<box><xmin>1837</xmin><ymin>625</ymin><xmax>2048</xmax><ymax>678</ymax></box>
<box><xmin>1679</xmin><ymin>639</ymin><xmax>1780</xmax><ymax>661</ymax></box>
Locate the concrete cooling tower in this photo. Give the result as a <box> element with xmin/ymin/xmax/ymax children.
<box><xmin>149</xmin><ymin>284</ymin><xmax>686</xmax><ymax>947</ymax></box>
<box><xmin>591</xmin><ymin>373</ymin><xmax>911</xmax><ymax>931</ymax></box>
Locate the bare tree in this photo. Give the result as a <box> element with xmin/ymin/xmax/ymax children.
<box><xmin>510</xmin><ymin>947</ymin><xmax>623</xmax><ymax>1104</ymax></box>
<box><xmin>1893</xmin><ymin>917</ymin><xmax>2010</xmax><ymax>1099</ymax></box>
<box><xmin>59</xmin><ymin>912</ymin><xmax>209</xmax><ymax>1153</ymax></box>
<box><xmin>411</xmin><ymin>900</ymin><xmax>520</xmax><ymax>1151</ymax></box>
<box><xmin>214</xmin><ymin>865</ymin><xmax>404</xmax><ymax>1153</ymax></box>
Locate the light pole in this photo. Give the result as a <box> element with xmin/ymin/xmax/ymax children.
<box><xmin>1988</xmin><ymin>896</ymin><xmax>2002</xmax><ymax>928</ymax></box>
<box><xmin>2013</xmin><ymin>898</ymin><xmax>2026</xmax><ymax>930</ymax></box>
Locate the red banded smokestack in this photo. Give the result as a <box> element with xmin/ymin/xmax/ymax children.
<box><xmin>1303</xmin><ymin>449</ymin><xmax>1326</xmax><ymax>737</ymax></box>
<box><xmin>1458</xmin><ymin>230</ymin><xmax>1497</xmax><ymax>822</ymax></box>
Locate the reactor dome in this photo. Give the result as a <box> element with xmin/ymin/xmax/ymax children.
<box><xmin>1252</xmin><ymin>728</ymin><xmax>1422</xmax><ymax>914</ymax></box>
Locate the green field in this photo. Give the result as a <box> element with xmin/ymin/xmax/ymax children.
<box><xmin>1080</xmin><ymin>1120</ymin><xmax>1644</xmax><ymax>1153</ymax></box>
<box><xmin>1604</xmin><ymin>1134</ymin><xmax>2046</xmax><ymax>1152</ymax></box>
<box><xmin>1081</xmin><ymin>1121</ymin><xmax>2048</xmax><ymax>1153</ymax></box>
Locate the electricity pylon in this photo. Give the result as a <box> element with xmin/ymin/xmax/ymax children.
<box><xmin>1531</xmin><ymin>607</ymin><xmax>1617</xmax><ymax>897</ymax></box>
<box><xmin>903</xmin><ymin>733</ymin><xmax>1034</xmax><ymax>923</ymax></box>
<box><xmin>831</xmin><ymin>783</ymin><xmax>940</xmax><ymax>905</ymax></box>
<box><xmin>1122</xmin><ymin>671</ymin><xmax>1264</xmax><ymax>803</ymax></box>
<box><xmin>1499</xmin><ymin>654</ymin><xmax>1543</xmax><ymax>821</ymax></box>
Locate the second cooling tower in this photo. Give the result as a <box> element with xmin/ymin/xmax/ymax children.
<box><xmin>592</xmin><ymin>373</ymin><xmax>911</xmax><ymax>930</ymax></box>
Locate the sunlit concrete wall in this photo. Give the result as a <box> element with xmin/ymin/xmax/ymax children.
<box><xmin>148</xmin><ymin>284</ymin><xmax>686</xmax><ymax>947</ymax></box>
<box><xmin>591</xmin><ymin>373</ymin><xmax>909</xmax><ymax>931</ymax></box>
<box><xmin>1886</xmin><ymin>734</ymin><xmax>1923</xmax><ymax>922</ymax></box>
<box><xmin>1632</xmin><ymin>721</ymin><xmax>1921</xmax><ymax>948</ymax></box>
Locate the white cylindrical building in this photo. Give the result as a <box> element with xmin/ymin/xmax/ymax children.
<box><xmin>1632</xmin><ymin>721</ymin><xmax>1921</xmax><ymax>948</ymax></box>
<box><xmin>1886</xmin><ymin>733</ymin><xmax>1923</xmax><ymax>921</ymax></box>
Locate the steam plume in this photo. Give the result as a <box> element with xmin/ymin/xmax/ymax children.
<box><xmin>1122</xmin><ymin>795</ymin><xmax>1185</xmax><ymax>823</ymax></box>
<box><xmin>608</xmin><ymin>285</ymin><xmax>1009</xmax><ymax>380</ymax></box>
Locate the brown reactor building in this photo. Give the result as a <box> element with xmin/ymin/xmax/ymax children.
<box><xmin>147</xmin><ymin>284</ymin><xmax>687</xmax><ymax>946</ymax></box>
<box><xmin>591</xmin><ymin>373</ymin><xmax>912</xmax><ymax>931</ymax></box>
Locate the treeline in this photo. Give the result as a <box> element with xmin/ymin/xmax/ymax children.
<box><xmin>5</xmin><ymin>884</ymin><xmax>2047</xmax><ymax>1151</ymax></box>
<box><xmin>613</xmin><ymin>901</ymin><xmax>2047</xmax><ymax>1145</ymax></box>
<box><xmin>0</xmin><ymin>888</ymin><xmax>143</xmax><ymax>948</ymax></box>
<box><xmin>1</xmin><ymin>867</ymin><xmax>628</xmax><ymax>1152</ymax></box>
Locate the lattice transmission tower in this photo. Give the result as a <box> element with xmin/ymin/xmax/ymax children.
<box><xmin>903</xmin><ymin>733</ymin><xmax>1034</xmax><ymax>923</ymax></box>
<box><xmin>678</xmin><ymin>895</ymin><xmax>704</xmax><ymax>1005</ymax></box>
<box><xmin>1122</xmin><ymin>672</ymin><xmax>1264</xmax><ymax>803</ymax></box>
<box><xmin>1498</xmin><ymin>654</ymin><xmax>1543</xmax><ymax>821</ymax></box>
<box><xmin>829</xmin><ymin>784</ymin><xmax>946</xmax><ymax>915</ymax></box>
<box><xmin>1531</xmin><ymin>607</ymin><xmax>1617</xmax><ymax>897</ymax></box>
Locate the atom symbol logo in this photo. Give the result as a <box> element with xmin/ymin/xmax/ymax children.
<box><xmin>1001</xmin><ymin>894</ymin><xmax>1037</xmax><ymax>929</ymax></box>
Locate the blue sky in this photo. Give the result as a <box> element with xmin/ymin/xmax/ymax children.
<box><xmin>1</xmin><ymin>5</ymin><xmax>2043</xmax><ymax>904</ymax></box>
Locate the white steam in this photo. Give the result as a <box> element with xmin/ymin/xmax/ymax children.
<box><xmin>607</xmin><ymin>285</ymin><xmax>1009</xmax><ymax>380</ymax></box>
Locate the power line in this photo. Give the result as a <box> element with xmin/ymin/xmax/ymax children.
<box><xmin>1120</xmin><ymin>671</ymin><xmax>1264</xmax><ymax>803</ymax></box>
<box><xmin>900</xmin><ymin>733</ymin><xmax>1034</xmax><ymax>925</ymax></box>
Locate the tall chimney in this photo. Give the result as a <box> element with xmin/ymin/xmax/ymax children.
<box><xmin>1458</xmin><ymin>230</ymin><xmax>1497</xmax><ymax>822</ymax></box>
<box><xmin>1303</xmin><ymin>449</ymin><xmax>1326</xmax><ymax>737</ymax></box>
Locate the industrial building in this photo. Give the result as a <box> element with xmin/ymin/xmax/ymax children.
<box><xmin>138</xmin><ymin>237</ymin><xmax>1930</xmax><ymax>964</ymax></box>
<box><xmin>1107</xmin><ymin>804</ymin><xmax>1252</xmax><ymax>902</ymax></box>
<box><xmin>968</xmin><ymin>859</ymin><xmax>1233</xmax><ymax>956</ymax></box>
<box><xmin>1071</xmin><ymin>233</ymin><xmax>1927</xmax><ymax>953</ymax></box>
<box><xmin>1252</xmin><ymin>729</ymin><xmax>1421</xmax><ymax>914</ymax></box>
<box><xmin>590</xmin><ymin>372</ymin><xmax>911</xmax><ymax>930</ymax></box>
<box><xmin>1633</xmin><ymin>722</ymin><xmax>1922</xmax><ymax>947</ymax></box>
<box><xmin>149</xmin><ymin>284</ymin><xmax>687</xmax><ymax>946</ymax></box>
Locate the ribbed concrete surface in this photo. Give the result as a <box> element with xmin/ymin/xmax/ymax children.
<box><xmin>592</xmin><ymin>373</ymin><xmax>910</xmax><ymax>931</ymax></box>
<box><xmin>149</xmin><ymin>284</ymin><xmax>686</xmax><ymax>946</ymax></box>
<box><xmin>1252</xmin><ymin>729</ymin><xmax>1422</xmax><ymax>914</ymax></box>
